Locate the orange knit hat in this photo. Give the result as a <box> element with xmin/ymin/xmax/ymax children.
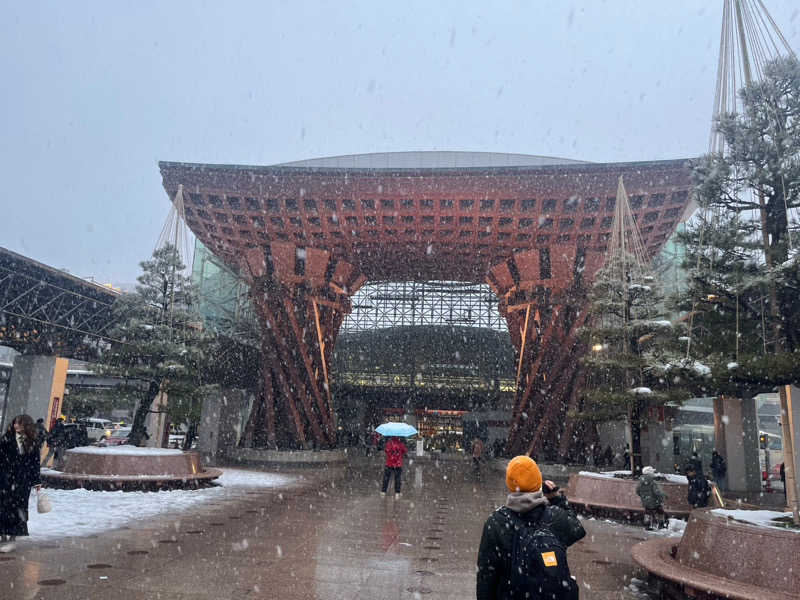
<box><xmin>506</xmin><ymin>455</ymin><xmax>542</xmax><ymax>493</ymax></box>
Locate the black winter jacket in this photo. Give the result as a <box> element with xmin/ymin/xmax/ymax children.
<box><xmin>0</xmin><ymin>431</ymin><xmax>41</xmax><ymax>537</ymax></box>
<box><xmin>476</xmin><ymin>496</ymin><xmax>585</xmax><ymax>600</ymax></box>
<box><xmin>687</xmin><ymin>474</ymin><xmax>711</xmax><ymax>508</ymax></box>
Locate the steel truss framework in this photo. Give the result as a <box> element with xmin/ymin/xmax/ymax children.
<box><xmin>160</xmin><ymin>158</ymin><xmax>692</xmax><ymax>452</ymax></box>
<box><xmin>0</xmin><ymin>247</ymin><xmax>119</xmax><ymax>359</ymax></box>
<box><xmin>343</xmin><ymin>280</ymin><xmax>507</xmax><ymax>332</ymax></box>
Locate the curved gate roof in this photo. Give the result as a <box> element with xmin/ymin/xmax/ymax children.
<box><xmin>159</xmin><ymin>155</ymin><xmax>693</xmax><ymax>284</ymax></box>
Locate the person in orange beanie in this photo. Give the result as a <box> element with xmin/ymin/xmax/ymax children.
<box><xmin>476</xmin><ymin>455</ymin><xmax>585</xmax><ymax>599</ymax></box>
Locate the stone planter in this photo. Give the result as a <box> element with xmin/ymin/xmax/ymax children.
<box><xmin>565</xmin><ymin>471</ymin><xmax>692</xmax><ymax>520</ymax></box>
<box><xmin>42</xmin><ymin>446</ymin><xmax>222</xmax><ymax>491</ymax></box>
<box><xmin>632</xmin><ymin>509</ymin><xmax>800</xmax><ymax>599</ymax></box>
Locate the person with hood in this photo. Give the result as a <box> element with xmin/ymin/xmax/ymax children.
<box><xmin>477</xmin><ymin>455</ymin><xmax>585</xmax><ymax>600</ymax></box>
<box><xmin>636</xmin><ymin>466</ymin><xmax>667</xmax><ymax>530</ymax></box>
<box><xmin>0</xmin><ymin>415</ymin><xmax>42</xmax><ymax>553</ymax></box>
<box><xmin>380</xmin><ymin>436</ymin><xmax>407</xmax><ymax>498</ymax></box>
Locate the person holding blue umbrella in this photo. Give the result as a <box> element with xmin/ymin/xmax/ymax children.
<box><xmin>376</xmin><ymin>422</ymin><xmax>415</xmax><ymax>498</ymax></box>
<box><xmin>380</xmin><ymin>436</ymin><xmax>408</xmax><ymax>498</ymax></box>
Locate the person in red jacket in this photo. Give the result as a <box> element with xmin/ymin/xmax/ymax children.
<box><xmin>381</xmin><ymin>437</ymin><xmax>408</xmax><ymax>498</ymax></box>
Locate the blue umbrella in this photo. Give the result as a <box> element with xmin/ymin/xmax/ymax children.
<box><xmin>375</xmin><ymin>422</ymin><xmax>418</xmax><ymax>437</ymax></box>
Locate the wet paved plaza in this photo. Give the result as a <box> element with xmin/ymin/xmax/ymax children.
<box><xmin>2</xmin><ymin>458</ymin><xmax>657</xmax><ymax>599</ymax></box>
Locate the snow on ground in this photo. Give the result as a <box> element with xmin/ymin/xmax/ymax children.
<box><xmin>69</xmin><ymin>446</ymin><xmax>185</xmax><ymax>456</ymax></box>
<box><xmin>625</xmin><ymin>577</ymin><xmax>656</xmax><ymax>598</ymax></box>
<box><xmin>578</xmin><ymin>470</ymin><xmax>687</xmax><ymax>484</ymax></box>
<box><xmin>28</xmin><ymin>468</ymin><xmax>298</xmax><ymax>541</ymax></box>
<box><xmin>711</xmin><ymin>509</ymin><xmax>800</xmax><ymax>533</ymax></box>
<box><xmin>644</xmin><ymin>518</ymin><xmax>687</xmax><ymax>538</ymax></box>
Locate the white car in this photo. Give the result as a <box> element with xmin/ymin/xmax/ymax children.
<box><xmin>79</xmin><ymin>418</ymin><xmax>113</xmax><ymax>441</ymax></box>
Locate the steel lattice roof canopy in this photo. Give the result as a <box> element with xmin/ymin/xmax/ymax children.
<box><xmin>0</xmin><ymin>247</ymin><xmax>119</xmax><ymax>358</ymax></box>
<box><xmin>159</xmin><ymin>153</ymin><xmax>693</xmax><ymax>285</ymax></box>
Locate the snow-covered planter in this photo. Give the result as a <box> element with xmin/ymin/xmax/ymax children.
<box><xmin>566</xmin><ymin>470</ymin><xmax>691</xmax><ymax>520</ymax></box>
<box><xmin>632</xmin><ymin>508</ymin><xmax>800</xmax><ymax>599</ymax></box>
<box><xmin>41</xmin><ymin>446</ymin><xmax>222</xmax><ymax>491</ymax></box>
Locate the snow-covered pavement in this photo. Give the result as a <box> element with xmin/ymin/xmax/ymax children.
<box><xmin>28</xmin><ymin>468</ymin><xmax>299</xmax><ymax>540</ymax></box>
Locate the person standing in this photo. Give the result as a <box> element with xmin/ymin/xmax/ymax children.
<box><xmin>44</xmin><ymin>417</ymin><xmax>66</xmax><ymax>469</ymax></box>
<box><xmin>686</xmin><ymin>465</ymin><xmax>711</xmax><ymax>508</ymax></box>
<box><xmin>477</xmin><ymin>455</ymin><xmax>585</xmax><ymax>600</ymax></box>
<box><xmin>381</xmin><ymin>436</ymin><xmax>407</xmax><ymax>498</ymax></box>
<box><xmin>636</xmin><ymin>466</ymin><xmax>667</xmax><ymax>530</ymax></box>
<box><xmin>35</xmin><ymin>418</ymin><xmax>47</xmax><ymax>448</ymax></box>
<box><xmin>710</xmin><ymin>450</ymin><xmax>727</xmax><ymax>491</ymax></box>
<box><xmin>0</xmin><ymin>415</ymin><xmax>42</xmax><ymax>553</ymax></box>
<box><xmin>684</xmin><ymin>451</ymin><xmax>702</xmax><ymax>476</ymax></box>
<box><xmin>472</xmin><ymin>437</ymin><xmax>485</xmax><ymax>475</ymax></box>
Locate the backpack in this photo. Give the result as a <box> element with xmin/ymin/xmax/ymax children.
<box><xmin>501</xmin><ymin>507</ymin><xmax>580</xmax><ymax>600</ymax></box>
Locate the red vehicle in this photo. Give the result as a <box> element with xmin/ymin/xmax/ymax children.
<box><xmin>97</xmin><ymin>427</ymin><xmax>131</xmax><ymax>447</ymax></box>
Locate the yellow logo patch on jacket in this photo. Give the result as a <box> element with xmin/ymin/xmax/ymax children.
<box><xmin>541</xmin><ymin>551</ymin><xmax>558</xmax><ymax>567</ymax></box>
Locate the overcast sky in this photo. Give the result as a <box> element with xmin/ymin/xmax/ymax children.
<box><xmin>1</xmin><ymin>1</ymin><xmax>799</xmax><ymax>283</ymax></box>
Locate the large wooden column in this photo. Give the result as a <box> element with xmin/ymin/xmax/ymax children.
<box><xmin>240</xmin><ymin>243</ymin><xmax>365</xmax><ymax>449</ymax></box>
<box><xmin>489</xmin><ymin>248</ymin><xmax>603</xmax><ymax>458</ymax></box>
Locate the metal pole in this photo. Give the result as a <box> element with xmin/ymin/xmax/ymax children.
<box><xmin>0</xmin><ymin>377</ymin><xmax>10</xmax><ymax>434</ymax></box>
<box><xmin>779</xmin><ymin>385</ymin><xmax>800</xmax><ymax>524</ymax></box>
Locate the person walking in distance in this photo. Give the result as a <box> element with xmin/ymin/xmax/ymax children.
<box><xmin>0</xmin><ymin>415</ymin><xmax>42</xmax><ymax>553</ymax></box>
<box><xmin>472</xmin><ymin>437</ymin><xmax>485</xmax><ymax>475</ymax></box>
<box><xmin>381</xmin><ymin>436</ymin><xmax>408</xmax><ymax>498</ymax></box>
<box><xmin>477</xmin><ymin>455</ymin><xmax>585</xmax><ymax>599</ymax></box>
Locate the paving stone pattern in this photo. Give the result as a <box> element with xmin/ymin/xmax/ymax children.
<box><xmin>2</xmin><ymin>459</ymin><xmax>657</xmax><ymax>599</ymax></box>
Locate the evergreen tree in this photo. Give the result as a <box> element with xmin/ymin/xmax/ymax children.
<box><xmin>690</xmin><ymin>56</ymin><xmax>800</xmax><ymax>354</ymax></box>
<box><xmin>579</xmin><ymin>251</ymin><xmax>696</xmax><ymax>474</ymax></box>
<box><xmin>684</xmin><ymin>55</ymin><xmax>800</xmax><ymax>387</ymax></box>
<box><xmin>100</xmin><ymin>245</ymin><xmax>208</xmax><ymax>446</ymax></box>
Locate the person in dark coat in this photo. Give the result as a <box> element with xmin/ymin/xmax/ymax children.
<box><xmin>35</xmin><ymin>418</ymin><xmax>47</xmax><ymax>448</ymax></box>
<box><xmin>683</xmin><ymin>451</ymin><xmax>702</xmax><ymax>476</ymax></box>
<box><xmin>686</xmin><ymin>466</ymin><xmax>711</xmax><ymax>508</ymax></box>
<box><xmin>710</xmin><ymin>450</ymin><xmax>727</xmax><ymax>491</ymax></box>
<box><xmin>44</xmin><ymin>417</ymin><xmax>66</xmax><ymax>469</ymax></box>
<box><xmin>0</xmin><ymin>414</ymin><xmax>42</xmax><ymax>553</ymax></box>
<box><xmin>477</xmin><ymin>455</ymin><xmax>585</xmax><ymax>600</ymax></box>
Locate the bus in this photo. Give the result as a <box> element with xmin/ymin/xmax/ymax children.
<box><xmin>672</xmin><ymin>424</ymin><xmax>783</xmax><ymax>484</ymax></box>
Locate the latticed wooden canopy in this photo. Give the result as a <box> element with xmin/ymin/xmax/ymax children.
<box><xmin>160</xmin><ymin>158</ymin><xmax>692</xmax><ymax>452</ymax></box>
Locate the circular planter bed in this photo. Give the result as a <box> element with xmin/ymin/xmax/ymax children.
<box><xmin>632</xmin><ymin>508</ymin><xmax>800</xmax><ymax>599</ymax></box>
<box><xmin>42</xmin><ymin>446</ymin><xmax>222</xmax><ymax>491</ymax></box>
<box><xmin>565</xmin><ymin>470</ymin><xmax>692</xmax><ymax>521</ymax></box>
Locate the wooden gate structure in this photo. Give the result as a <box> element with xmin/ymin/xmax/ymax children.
<box><xmin>159</xmin><ymin>154</ymin><xmax>692</xmax><ymax>453</ymax></box>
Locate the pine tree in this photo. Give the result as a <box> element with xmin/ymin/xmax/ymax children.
<box><xmin>691</xmin><ymin>56</ymin><xmax>800</xmax><ymax>354</ymax></box>
<box><xmin>99</xmin><ymin>245</ymin><xmax>208</xmax><ymax>446</ymax></box>
<box><xmin>684</xmin><ymin>55</ymin><xmax>800</xmax><ymax>387</ymax></box>
<box><xmin>579</xmin><ymin>251</ymin><xmax>696</xmax><ymax>474</ymax></box>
